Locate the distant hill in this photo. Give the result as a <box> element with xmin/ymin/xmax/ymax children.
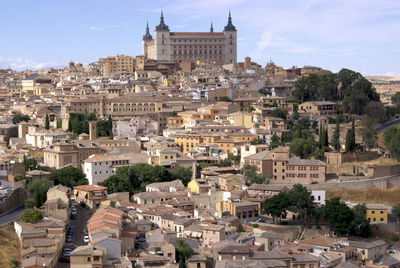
<box><xmin>366</xmin><ymin>76</ymin><xmax>400</xmax><ymax>82</ymax></box>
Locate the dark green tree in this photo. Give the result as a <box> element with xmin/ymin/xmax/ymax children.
<box><xmin>271</xmin><ymin>108</ymin><xmax>288</xmax><ymax>120</ymax></box>
<box><xmin>392</xmin><ymin>204</ymin><xmax>400</xmax><ymax>222</ymax></box>
<box><xmin>333</xmin><ymin>119</ymin><xmax>340</xmax><ymax>152</ymax></box>
<box><xmin>250</xmin><ymin>138</ymin><xmax>264</xmax><ymax>145</ymax></box>
<box><xmin>100</xmin><ymin>175</ymin><xmax>131</xmax><ymax>194</ymax></box>
<box><xmin>22</xmin><ymin>156</ymin><xmax>39</xmax><ymax>171</ymax></box>
<box><xmin>175</xmin><ymin>239</ymin><xmax>193</xmax><ymax>268</ymax></box>
<box><xmin>27</xmin><ymin>179</ymin><xmax>51</xmax><ymax>208</ymax></box>
<box><xmin>107</xmin><ymin>115</ymin><xmax>113</xmax><ymax>137</ymax></box>
<box><xmin>12</xmin><ymin>114</ymin><xmax>30</xmax><ymax>124</ymax></box>
<box><xmin>269</xmin><ymin>134</ymin><xmax>280</xmax><ymax>150</ymax></box>
<box><xmin>171</xmin><ymin>167</ymin><xmax>192</xmax><ymax>186</ymax></box>
<box><xmin>287</xmin><ymin>184</ymin><xmax>314</xmax><ymax>225</ymax></box>
<box><xmin>56</xmin><ymin>119</ymin><xmax>62</xmax><ymax>129</ymax></box>
<box><xmin>51</xmin><ymin>166</ymin><xmax>88</xmax><ymax>188</ymax></box>
<box><xmin>289</xmin><ymin>138</ymin><xmax>314</xmax><ymax>159</ymax></box>
<box><xmin>345</xmin><ymin>129</ymin><xmax>354</xmax><ymax>152</ymax></box>
<box><xmin>319</xmin><ymin>126</ymin><xmax>328</xmax><ymax>149</ymax></box>
<box><xmin>350</xmin><ymin>204</ymin><xmax>371</xmax><ymax>237</ymax></box>
<box><xmin>391</xmin><ymin>92</ymin><xmax>400</xmax><ymax>107</ymax></box>
<box><xmin>263</xmin><ymin>192</ymin><xmax>290</xmax><ymax>223</ymax></box>
<box><xmin>217</xmin><ymin>158</ymin><xmax>232</xmax><ymax>167</ymax></box>
<box><xmin>242</xmin><ymin>164</ymin><xmax>268</xmax><ymax>185</ymax></box>
<box><xmin>19</xmin><ymin>209</ymin><xmax>44</xmax><ymax>223</ymax></box>
<box><xmin>385</xmin><ymin>130</ymin><xmax>400</xmax><ymax>160</ymax></box>
<box><xmin>384</xmin><ymin>127</ymin><xmax>399</xmax><ymax>148</ymax></box>
<box><xmin>360</xmin><ymin>117</ymin><xmax>377</xmax><ymax>150</ymax></box>
<box><xmin>45</xmin><ymin>114</ymin><xmax>50</xmax><ymax>130</ymax></box>
<box><xmin>324</xmin><ymin>197</ymin><xmax>354</xmax><ymax>235</ymax></box>
<box><xmin>363</xmin><ymin>101</ymin><xmax>387</xmax><ymax>123</ymax></box>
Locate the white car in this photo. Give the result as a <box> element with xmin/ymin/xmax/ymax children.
<box><xmin>83</xmin><ymin>235</ymin><xmax>89</xmax><ymax>243</ymax></box>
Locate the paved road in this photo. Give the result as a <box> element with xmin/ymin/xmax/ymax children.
<box><xmin>376</xmin><ymin>118</ymin><xmax>400</xmax><ymax>133</ymax></box>
<box><xmin>0</xmin><ymin>206</ymin><xmax>25</xmax><ymax>227</ymax></box>
<box><xmin>55</xmin><ymin>205</ymin><xmax>91</xmax><ymax>268</ymax></box>
<box><xmin>71</xmin><ymin>205</ymin><xmax>91</xmax><ymax>246</ymax></box>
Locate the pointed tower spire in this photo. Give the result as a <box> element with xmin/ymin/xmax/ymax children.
<box><xmin>224</xmin><ymin>10</ymin><xmax>237</xmax><ymax>31</ymax></box>
<box><xmin>210</xmin><ymin>21</ymin><xmax>214</xmax><ymax>33</ymax></box>
<box><xmin>156</xmin><ymin>9</ymin><xmax>170</xmax><ymax>31</ymax></box>
<box><xmin>143</xmin><ymin>21</ymin><xmax>153</xmax><ymax>41</ymax></box>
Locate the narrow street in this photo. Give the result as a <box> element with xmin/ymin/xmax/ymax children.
<box><xmin>55</xmin><ymin>205</ymin><xmax>91</xmax><ymax>268</ymax></box>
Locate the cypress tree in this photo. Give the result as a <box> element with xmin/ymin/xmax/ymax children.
<box><xmin>333</xmin><ymin>119</ymin><xmax>340</xmax><ymax>152</ymax></box>
<box><xmin>68</xmin><ymin>118</ymin><xmax>72</xmax><ymax>132</ymax></box>
<box><xmin>324</xmin><ymin>128</ymin><xmax>329</xmax><ymax>148</ymax></box>
<box><xmin>351</xmin><ymin>117</ymin><xmax>356</xmax><ymax>150</ymax></box>
<box><xmin>345</xmin><ymin>129</ymin><xmax>353</xmax><ymax>152</ymax></box>
<box><xmin>44</xmin><ymin>114</ymin><xmax>50</xmax><ymax>130</ymax></box>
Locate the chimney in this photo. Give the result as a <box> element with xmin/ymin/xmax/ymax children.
<box><xmin>89</xmin><ymin>121</ymin><xmax>97</xmax><ymax>141</ymax></box>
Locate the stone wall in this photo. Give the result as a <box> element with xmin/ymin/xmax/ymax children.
<box><xmin>273</xmin><ymin>175</ymin><xmax>400</xmax><ymax>191</ymax></box>
<box><xmin>0</xmin><ymin>187</ymin><xmax>27</xmax><ymax>215</ymax></box>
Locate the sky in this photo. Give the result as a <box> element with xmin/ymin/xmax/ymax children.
<box><xmin>0</xmin><ymin>0</ymin><xmax>399</xmax><ymax>76</ymax></box>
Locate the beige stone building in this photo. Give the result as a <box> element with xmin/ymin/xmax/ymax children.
<box><xmin>243</xmin><ymin>147</ymin><xmax>327</xmax><ymax>183</ymax></box>
<box><xmin>43</xmin><ymin>142</ymin><xmax>105</xmax><ymax>169</ymax></box>
<box><xmin>298</xmin><ymin>101</ymin><xmax>338</xmax><ymax>117</ymax></box>
<box><xmin>70</xmin><ymin>245</ymin><xmax>107</xmax><ymax>268</ymax></box>
<box><xmin>100</xmin><ymin>54</ymin><xmax>135</xmax><ymax>76</ymax></box>
<box><xmin>142</xmin><ymin>11</ymin><xmax>237</xmax><ymax>64</ymax></box>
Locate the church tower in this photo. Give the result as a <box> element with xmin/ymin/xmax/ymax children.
<box><xmin>154</xmin><ymin>11</ymin><xmax>171</xmax><ymax>61</ymax></box>
<box><xmin>142</xmin><ymin>22</ymin><xmax>153</xmax><ymax>57</ymax></box>
<box><xmin>223</xmin><ymin>11</ymin><xmax>237</xmax><ymax>64</ymax></box>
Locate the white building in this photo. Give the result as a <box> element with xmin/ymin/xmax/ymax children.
<box><xmin>311</xmin><ymin>190</ymin><xmax>326</xmax><ymax>206</ymax></box>
<box><xmin>239</xmin><ymin>144</ymin><xmax>269</xmax><ymax>167</ymax></box>
<box><xmin>25</xmin><ymin>129</ymin><xmax>68</xmax><ymax>148</ymax></box>
<box><xmin>84</xmin><ymin>154</ymin><xmax>130</xmax><ymax>185</ymax></box>
<box><xmin>113</xmin><ymin>117</ymin><xmax>158</xmax><ymax>138</ymax></box>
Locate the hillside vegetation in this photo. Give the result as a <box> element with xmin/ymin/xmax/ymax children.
<box><xmin>0</xmin><ymin>224</ymin><xmax>21</xmax><ymax>268</ymax></box>
<box><xmin>327</xmin><ymin>187</ymin><xmax>400</xmax><ymax>206</ymax></box>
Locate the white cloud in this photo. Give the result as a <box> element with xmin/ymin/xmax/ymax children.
<box><xmin>90</xmin><ymin>26</ymin><xmax>103</xmax><ymax>31</ymax></box>
<box><xmin>0</xmin><ymin>57</ymin><xmax>60</xmax><ymax>70</ymax></box>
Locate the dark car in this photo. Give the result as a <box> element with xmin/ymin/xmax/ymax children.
<box><xmin>311</xmin><ymin>181</ymin><xmax>318</xmax><ymax>184</ymax></box>
<box><xmin>59</xmin><ymin>255</ymin><xmax>70</xmax><ymax>263</ymax></box>
<box><xmin>65</xmin><ymin>243</ymin><xmax>77</xmax><ymax>250</ymax></box>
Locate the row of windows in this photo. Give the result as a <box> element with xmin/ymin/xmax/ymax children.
<box><xmin>174</xmin><ymin>45</ymin><xmax>223</xmax><ymax>49</ymax></box>
<box><xmin>94</xmin><ymin>170</ymin><xmax>114</xmax><ymax>175</ymax></box>
<box><xmin>287</xmin><ymin>173</ymin><xmax>310</xmax><ymax>178</ymax></box>
<box><xmin>371</xmin><ymin>210</ymin><xmax>385</xmax><ymax>214</ymax></box>
<box><xmin>94</xmin><ymin>160</ymin><xmax>127</xmax><ymax>166</ymax></box>
<box><xmin>368</xmin><ymin>217</ymin><xmax>385</xmax><ymax>222</ymax></box>
<box><xmin>287</xmin><ymin>166</ymin><xmax>319</xmax><ymax>171</ymax></box>
<box><xmin>172</xmin><ymin>39</ymin><xmax>225</xmax><ymax>43</ymax></box>
<box><xmin>174</xmin><ymin>50</ymin><xmax>222</xmax><ymax>55</ymax></box>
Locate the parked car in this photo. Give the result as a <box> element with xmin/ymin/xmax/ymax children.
<box><xmin>70</xmin><ymin>213</ymin><xmax>76</xmax><ymax>220</ymax></box>
<box><xmin>65</xmin><ymin>243</ymin><xmax>77</xmax><ymax>250</ymax></box>
<box><xmin>59</xmin><ymin>255</ymin><xmax>70</xmax><ymax>263</ymax></box>
<box><xmin>66</xmin><ymin>235</ymin><xmax>72</xmax><ymax>243</ymax></box>
<box><xmin>71</xmin><ymin>207</ymin><xmax>77</xmax><ymax>215</ymax></box>
<box><xmin>67</xmin><ymin>226</ymin><xmax>74</xmax><ymax>232</ymax></box>
<box><xmin>83</xmin><ymin>235</ymin><xmax>89</xmax><ymax>243</ymax></box>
